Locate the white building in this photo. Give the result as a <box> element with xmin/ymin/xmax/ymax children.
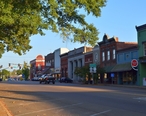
<box><xmin>54</xmin><ymin>48</ymin><xmax>69</xmax><ymax>77</ymax></box>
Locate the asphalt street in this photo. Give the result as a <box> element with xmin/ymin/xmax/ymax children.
<box><xmin>0</xmin><ymin>81</ymin><xmax>146</xmax><ymax>116</ymax></box>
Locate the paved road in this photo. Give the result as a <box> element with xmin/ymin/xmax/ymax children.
<box><xmin>0</xmin><ymin>81</ymin><xmax>146</xmax><ymax>116</ymax></box>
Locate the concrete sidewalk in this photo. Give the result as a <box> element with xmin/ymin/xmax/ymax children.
<box><xmin>0</xmin><ymin>99</ymin><xmax>13</xmax><ymax>116</ymax></box>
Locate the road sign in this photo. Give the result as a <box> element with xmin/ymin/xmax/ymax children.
<box><xmin>131</xmin><ymin>59</ymin><xmax>138</xmax><ymax>67</ymax></box>
<box><xmin>111</xmin><ymin>73</ymin><xmax>114</xmax><ymax>78</ymax></box>
<box><xmin>90</xmin><ymin>64</ymin><xmax>96</xmax><ymax>68</ymax></box>
<box><xmin>131</xmin><ymin>59</ymin><xmax>138</xmax><ymax>71</ymax></box>
<box><xmin>90</xmin><ymin>64</ymin><xmax>96</xmax><ymax>73</ymax></box>
<box><xmin>22</xmin><ymin>74</ymin><xmax>25</xmax><ymax>78</ymax></box>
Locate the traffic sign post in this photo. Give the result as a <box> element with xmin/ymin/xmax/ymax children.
<box><xmin>111</xmin><ymin>73</ymin><xmax>115</xmax><ymax>84</ymax></box>
<box><xmin>89</xmin><ymin>64</ymin><xmax>96</xmax><ymax>84</ymax></box>
<box><xmin>89</xmin><ymin>64</ymin><xmax>96</xmax><ymax>73</ymax></box>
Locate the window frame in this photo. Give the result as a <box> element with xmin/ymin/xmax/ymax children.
<box><xmin>107</xmin><ymin>50</ymin><xmax>110</xmax><ymax>60</ymax></box>
<box><xmin>102</xmin><ymin>51</ymin><xmax>105</xmax><ymax>61</ymax></box>
<box><xmin>113</xmin><ymin>49</ymin><xmax>115</xmax><ymax>59</ymax></box>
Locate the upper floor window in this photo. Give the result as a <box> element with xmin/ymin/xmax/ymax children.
<box><xmin>102</xmin><ymin>52</ymin><xmax>105</xmax><ymax>61</ymax></box>
<box><xmin>107</xmin><ymin>51</ymin><xmax>110</xmax><ymax>60</ymax></box>
<box><xmin>144</xmin><ymin>43</ymin><xmax>146</xmax><ymax>56</ymax></box>
<box><xmin>113</xmin><ymin>49</ymin><xmax>115</xmax><ymax>59</ymax></box>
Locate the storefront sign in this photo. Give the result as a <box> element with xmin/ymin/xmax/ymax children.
<box><xmin>55</xmin><ymin>68</ymin><xmax>60</xmax><ymax>73</ymax></box>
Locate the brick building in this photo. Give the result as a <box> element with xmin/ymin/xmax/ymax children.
<box><xmin>98</xmin><ymin>34</ymin><xmax>137</xmax><ymax>83</ymax></box>
<box><xmin>60</xmin><ymin>52</ymin><xmax>68</xmax><ymax>78</ymax></box>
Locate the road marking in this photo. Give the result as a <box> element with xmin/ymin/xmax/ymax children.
<box><xmin>55</xmin><ymin>109</ymin><xmax>64</xmax><ymax>113</ymax></box>
<box><xmin>90</xmin><ymin>110</ymin><xmax>111</xmax><ymax>116</ymax></box>
<box><xmin>0</xmin><ymin>100</ymin><xmax>13</xmax><ymax>116</ymax></box>
<box><xmin>18</xmin><ymin>98</ymin><xmax>65</xmax><ymax>106</ymax></box>
<box><xmin>15</xmin><ymin>102</ymin><xmax>83</xmax><ymax>116</ymax></box>
<box><xmin>133</xmin><ymin>97</ymin><xmax>146</xmax><ymax>101</ymax></box>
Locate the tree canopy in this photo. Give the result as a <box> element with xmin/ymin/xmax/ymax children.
<box><xmin>22</xmin><ymin>62</ymin><xmax>30</xmax><ymax>80</ymax></box>
<box><xmin>0</xmin><ymin>0</ymin><xmax>106</xmax><ymax>57</ymax></box>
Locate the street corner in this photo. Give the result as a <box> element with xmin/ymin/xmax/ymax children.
<box><xmin>0</xmin><ymin>99</ymin><xmax>13</xmax><ymax>116</ymax></box>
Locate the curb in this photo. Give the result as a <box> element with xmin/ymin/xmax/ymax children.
<box><xmin>0</xmin><ymin>99</ymin><xmax>13</xmax><ymax>116</ymax></box>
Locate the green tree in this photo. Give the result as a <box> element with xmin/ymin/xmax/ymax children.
<box><xmin>74</xmin><ymin>66</ymin><xmax>90</xmax><ymax>82</ymax></box>
<box><xmin>22</xmin><ymin>62</ymin><xmax>30</xmax><ymax>80</ymax></box>
<box><xmin>16</xmin><ymin>69</ymin><xmax>22</xmax><ymax>75</ymax></box>
<box><xmin>94</xmin><ymin>65</ymin><xmax>105</xmax><ymax>84</ymax></box>
<box><xmin>0</xmin><ymin>0</ymin><xmax>106</xmax><ymax>57</ymax></box>
<box><xmin>0</xmin><ymin>69</ymin><xmax>10</xmax><ymax>80</ymax></box>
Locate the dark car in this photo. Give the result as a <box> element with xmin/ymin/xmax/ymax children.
<box><xmin>60</xmin><ymin>77</ymin><xmax>73</xmax><ymax>83</ymax></box>
<box><xmin>39</xmin><ymin>74</ymin><xmax>55</xmax><ymax>84</ymax></box>
<box><xmin>0</xmin><ymin>78</ymin><xmax>2</xmax><ymax>82</ymax></box>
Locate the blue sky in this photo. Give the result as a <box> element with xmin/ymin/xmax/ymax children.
<box><xmin>0</xmin><ymin>0</ymin><xmax>146</xmax><ymax>69</ymax></box>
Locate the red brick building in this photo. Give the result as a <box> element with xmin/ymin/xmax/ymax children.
<box><xmin>98</xmin><ymin>34</ymin><xmax>137</xmax><ymax>83</ymax></box>
<box><xmin>84</xmin><ymin>51</ymin><xmax>93</xmax><ymax>66</ymax></box>
<box><xmin>60</xmin><ymin>52</ymin><xmax>68</xmax><ymax>77</ymax></box>
<box><xmin>30</xmin><ymin>55</ymin><xmax>45</xmax><ymax>79</ymax></box>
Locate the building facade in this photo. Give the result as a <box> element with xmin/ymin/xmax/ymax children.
<box><xmin>98</xmin><ymin>34</ymin><xmax>137</xmax><ymax>83</ymax></box>
<box><xmin>44</xmin><ymin>52</ymin><xmax>54</xmax><ymax>74</ymax></box>
<box><xmin>84</xmin><ymin>51</ymin><xmax>93</xmax><ymax>66</ymax></box>
<box><xmin>93</xmin><ymin>45</ymin><xmax>100</xmax><ymax>65</ymax></box>
<box><xmin>29</xmin><ymin>55</ymin><xmax>45</xmax><ymax>79</ymax></box>
<box><xmin>136</xmin><ymin>24</ymin><xmax>146</xmax><ymax>86</ymax></box>
<box><xmin>54</xmin><ymin>48</ymin><xmax>69</xmax><ymax>78</ymax></box>
<box><xmin>60</xmin><ymin>52</ymin><xmax>68</xmax><ymax>78</ymax></box>
<box><xmin>68</xmin><ymin>46</ymin><xmax>93</xmax><ymax>81</ymax></box>
<box><xmin>111</xmin><ymin>46</ymin><xmax>138</xmax><ymax>85</ymax></box>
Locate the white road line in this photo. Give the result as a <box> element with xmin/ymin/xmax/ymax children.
<box><xmin>90</xmin><ymin>110</ymin><xmax>111</xmax><ymax>116</ymax></box>
<box><xmin>133</xmin><ymin>97</ymin><xmax>146</xmax><ymax>101</ymax></box>
<box><xmin>55</xmin><ymin>109</ymin><xmax>64</xmax><ymax>113</ymax></box>
<box><xmin>18</xmin><ymin>98</ymin><xmax>65</xmax><ymax>106</ymax></box>
<box><xmin>0</xmin><ymin>100</ymin><xmax>13</xmax><ymax>116</ymax></box>
<box><xmin>15</xmin><ymin>102</ymin><xmax>83</xmax><ymax>116</ymax></box>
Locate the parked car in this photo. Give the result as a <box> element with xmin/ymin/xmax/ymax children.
<box><xmin>32</xmin><ymin>77</ymin><xmax>40</xmax><ymax>81</ymax></box>
<box><xmin>39</xmin><ymin>74</ymin><xmax>55</xmax><ymax>84</ymax></box>
<box><xmin>0</xmin><ymin>78</ymin><xmax>2</xmax><ymax>82</ymax></box>
<box><xmin>60</xmin><ymin>77</ymin><xmax>73</xmax><ymax>83</ymax></box>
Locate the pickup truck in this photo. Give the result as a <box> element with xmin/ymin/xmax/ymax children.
<box><xmin>39</xmin><ymin>75</ymin><xmax>55</xmax><ymax>84</ymax></box>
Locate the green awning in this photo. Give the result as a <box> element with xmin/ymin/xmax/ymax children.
<box><xmin>111</xmin><ymin>62</ymin><xmax>132</xmax><ymax>72</ymax></box>
<box><xmin>104</xmin><ymin>65</ymin><xmax>115</xmax><ymax>73</ymax></box>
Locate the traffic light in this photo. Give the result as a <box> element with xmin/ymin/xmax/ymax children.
<box><xmin>18</xmin><ymin>64</ymin><xmax>21</xmax><ymax>69</ymax></box>
<box><xmin>9</xmin><ymin>63</ymin><xmax>11</xmax><ymax>67</ymax></box>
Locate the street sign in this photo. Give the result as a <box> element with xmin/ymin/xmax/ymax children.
<box><xmin>22</xmin><ymin>74</ymin><xmax>25</xmax><ymax>78</ymax></box>
<box><xmin>131</xmin><ymin>59</ymin><xmax>138</xmax><ymax>71</ymax></box>
<box><xmin>111</xmin><ymin>73</ymin><xmax>114</xmax><ymax>78</ymax></box>
<box><xmin>89</xmin><ymin>64</ymin><xmax>96</xmax><ymax>73</ymax></box>
<box><xmin>131</xmin><ymin>59</ymin><xmax>138</xmax><ymax>67</ymax></box>
<box><xmin>90</xmin><ymin>64</ymin><xmax>96</xmax><ymax>68</ymax></box>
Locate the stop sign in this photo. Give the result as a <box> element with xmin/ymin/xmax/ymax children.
<box><xmin>131</xmin><ymin>59</ymin><xmax>138</xmax><ymax>67</ymax></box>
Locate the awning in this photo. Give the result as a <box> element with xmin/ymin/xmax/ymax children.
<box><xmin>111</xmin><ymin>62</ymin><xmax>132</xmax><ymax>72</ymax></box>
<box><xmin>104</xmin><ymin>65</ymin><xmax>115</xmax><ymax>73</ymax></box>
